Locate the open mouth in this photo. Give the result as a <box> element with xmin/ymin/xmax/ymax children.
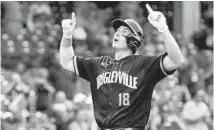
<box><xmin>114</xmin><ymin>38</ymin><xmax>119</xmax><ymax>42</ymax></box>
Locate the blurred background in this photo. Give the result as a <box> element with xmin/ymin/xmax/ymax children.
<box><xmin>0</xmin><ymin>1</ymin><xmax>213</xmax><ymax>130</ymax></box>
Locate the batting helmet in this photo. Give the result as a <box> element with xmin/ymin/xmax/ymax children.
<box><xmin>112</xmin><ymin>19</ymin><xmax>144</xmax><ymax>54</ymax></box>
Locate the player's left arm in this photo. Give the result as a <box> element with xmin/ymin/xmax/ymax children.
<box><xmin>146</xmin><ymin>4</ymin><xmax>184</xmax><ymax>71</ymax></box>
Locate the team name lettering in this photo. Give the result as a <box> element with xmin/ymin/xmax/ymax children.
<box><xmin>96</xmin><ymin>71</ymin><xmax>137</xmax><ymax>89</ymax></box>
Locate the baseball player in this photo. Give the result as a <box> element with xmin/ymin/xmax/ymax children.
<box><xmin>59</xmin><ymin>4</ymin><xmax>184</xmax><ymax>130</ymax></box>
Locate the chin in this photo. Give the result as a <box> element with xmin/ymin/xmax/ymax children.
<box><xmin>112</xmin><ymin>44</ymin><xmax>121</xmax><ymax>50</ymax></box>
<box><xmin>112</xmin><ymin>42</ymin><xmax>118</xmax><ymax>48</ymax></box>
<box><xmin>112</xmin><ymin>41</ymin><xmax>128</xmax><ymax>50</ymax></box>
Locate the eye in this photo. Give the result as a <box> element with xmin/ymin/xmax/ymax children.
<box><xmin>124</xmin><ymin>30</ymin><xmax>129</xmax><ymax>34</ymax></box>
<box><xmin>122</xmin><ymin>30</ymin><xmax>130</xmax><ymax>36</ymax></box>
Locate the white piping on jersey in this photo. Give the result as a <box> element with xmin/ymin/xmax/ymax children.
<box><xmin>160</xmin><ymin>56</ymin><xmax>168</xmax><ymax>76</ymax></box>
<box><xmin>96</xmin><ymin>71</ymin><xmax>138</xmax><ymax>89</ymax></box>
<box><xmin>73</xmin><ymin>56</ymin><xmax>79</xmax><ymax>76</ymax></box>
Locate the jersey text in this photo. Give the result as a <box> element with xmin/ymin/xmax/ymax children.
<box><xmin>96</xmin><ymin>71</ymin><xmax>137</xmax><ymax>89</ymax></box>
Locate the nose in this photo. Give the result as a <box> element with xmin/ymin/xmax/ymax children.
<box><xmin>115</xmin><ymin>32</ymin><xmax>119</xmax><ymax>37</ymax></box>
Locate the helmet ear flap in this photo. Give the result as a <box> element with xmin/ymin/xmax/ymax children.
<box><xmin>126</xmin><ymin>34</ymin><xmax>141</xmax><ymax>54</ymax></box>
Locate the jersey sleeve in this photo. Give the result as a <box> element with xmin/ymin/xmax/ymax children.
<box><xmin>146</xmin><ymin>52</ymin><xmax>176</xmax><ymax>82</ymax></box>
<box><xmin>73</xmin><ymin>56</ymin><xmax>100</xmax><ymax>81</ymax></box>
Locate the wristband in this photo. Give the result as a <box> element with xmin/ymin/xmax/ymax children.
<box><xmin>158</xmin><ymin>24</ymin><xmax>168</xmax><ymax>33</ymax></box>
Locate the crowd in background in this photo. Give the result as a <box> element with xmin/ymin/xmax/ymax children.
<box><xmin>1</xmin><ymin>1</ymin><xmax>213</xmax><ymax>130</ymax></box>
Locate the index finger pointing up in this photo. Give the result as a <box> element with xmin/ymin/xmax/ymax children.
<box><xmin>146</xmin><ymin>4</ymin><xmax>154</xmax><ymax>13</ymax></box>
<box><xmin>71</xmin><ymin>12</ymin><xmax>76</xmax><ymax>21</ymax></box>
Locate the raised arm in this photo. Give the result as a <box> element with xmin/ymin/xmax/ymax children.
<box><xmin>146</xmin><ymin>4</ymin><xmax>184</xmax><ymax>71</ymax></box>
<box><xmin>59</xmin><ymin>12</ymin><xmax>76</xmax><ymax>72</ymax></box>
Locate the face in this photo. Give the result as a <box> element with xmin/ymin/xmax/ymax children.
<box><xmin>194</xmin><ymin>90</ymin><xmax>204</xmax><ymax>102</ymax></box>
<box><xmin>112</xmin><ymin>26</ymin><xmax>132</xmax><ymax>50</ymax></box>
<box><xmin>55</xmin><ymin>91</ymin><xmax>66</xmax><ymax>102</ymax></box>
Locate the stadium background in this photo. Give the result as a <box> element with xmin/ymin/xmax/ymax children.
<box><xmin>0</xmin><ymin>1</ymin><xmax>213</xmax><ymax>130</ymax></box>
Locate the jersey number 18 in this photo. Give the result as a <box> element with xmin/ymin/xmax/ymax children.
<box><xmin>119</xmin><ymin>93</ymin><xmax>130</xmax><ymax>106</ymax></box>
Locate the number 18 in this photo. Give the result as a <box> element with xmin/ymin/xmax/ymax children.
<box><xmin>119</xmin><ymin>93</ymin><xmax>130</xmax><ymax>106</ymax></box>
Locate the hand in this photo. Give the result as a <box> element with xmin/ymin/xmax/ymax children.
<box><xmin>61</xmin><ymin>12</ymin><xmax>76</xmax><ymax>39</ymax></box>
<box><xmin>146</xmin><ymin>4</ymin><xmax>168</xmax><ymax>33</ymax></box>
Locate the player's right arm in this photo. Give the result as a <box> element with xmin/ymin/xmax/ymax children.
<box><xmin>59</xmin><ymin>12</ymin><xmax>76</xmax><ymax>72</ymax></box>
<box><xmin>59</xmin><ymin>12</ymin><xmax>101</xmax><ymax>81</ymax></box>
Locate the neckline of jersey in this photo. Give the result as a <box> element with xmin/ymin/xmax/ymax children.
<box><xmin>114</xmin><ymin>55</ymin><xmax>133</xmax><ymax>62</ymax></box>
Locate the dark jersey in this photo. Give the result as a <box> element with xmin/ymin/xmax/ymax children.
<box><xmin>73</xmin><ymin>53</ymin><xmax>175</xmax><ymax>129</ymax></box>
